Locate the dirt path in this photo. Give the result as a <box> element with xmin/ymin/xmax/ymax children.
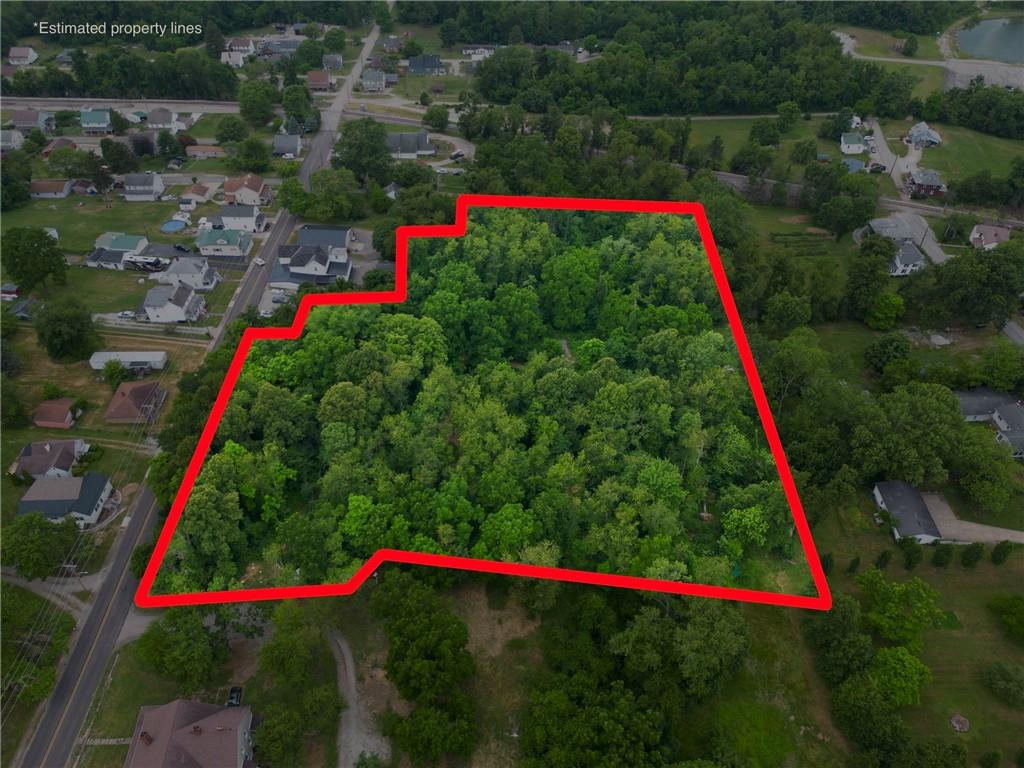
<box><xmin>329</xmin><ymin>630</ymin><xmax>390</xmax><ymax>767</ymax></box>
<box><xmin>559</xmin><ymin>339</ymin><xmax>575</xmax><ymax>363</ymax></box>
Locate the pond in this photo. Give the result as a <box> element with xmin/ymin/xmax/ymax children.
<box><xmin>956</xmin><ymin>17</ymin><xmax>1024</xmax><ymax>64</ymax></box>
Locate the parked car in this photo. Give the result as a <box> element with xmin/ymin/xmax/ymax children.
<box><xmin>870</xmin><ymin>146</ymin><xmax>877</xmax><ymax>154</ymax></box>
<box><xmin>174</xmin><ymin>244</ymin><xmax>191</xmax><ymax>253</ymax></box>
<box><xmin>869</xmin><ymin>163</ymin><xmax>886</xmax><ymax>174</ymax></box>
<box><xmin>450</xmin><ymin>149</ymin><xmax>465</xmax><ymax>160</ymax></box>
<box><xmin>283</xmin><ymin>153</ymin><xmax>295</xmax><ymax>160</ymax></box>
<box><xmin>253</xmin><ymin>258</ymin><xmax>266</xmax><ymax>267</ymax></box>
<box><xmin>118</xmin><ymin>310</ymin><xmax>135</xmax><ymax>319</ymax></box>
<box><xmin>226</xmin><ymin>687</ymin><xmax>243</xmax><ymax>707</ymax></box>
<box><xmin>436</xmin><ymin>167</ymin><xmax>449</xmax><ymax>175</ymax></box>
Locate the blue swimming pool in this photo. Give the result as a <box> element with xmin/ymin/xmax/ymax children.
<box><xmin>160</xmin><ymin>220</ymin><xmax>187</xmax><ymax>233</ymax></box>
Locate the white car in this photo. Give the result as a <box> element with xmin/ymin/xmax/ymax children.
<box><xmin>436</xmin><ymin>167</ymin><xmax>449</xmax><ymax>175</ymax></box>
<box><xmin>118</xmin><ymin>310</ymin><xmax>135</xmax><ymax>319</ymax></box>
<box><xmin>253</xmin><ymin>258</ymin><xmax>266</xmax><ymax>267</ymax></box>
<box><xmin>283</xmin><ymin>153</ymin><xmax>295</xmax><ymax>160</ymax></box>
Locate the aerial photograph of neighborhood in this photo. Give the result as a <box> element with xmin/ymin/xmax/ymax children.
<box><xmin>0</xmin><ymin>1</ymin><xmax>1022</xmax><ymax>767</ymax></box>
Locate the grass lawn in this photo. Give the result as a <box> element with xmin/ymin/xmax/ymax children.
<box><xmin>78</xmin><ymin>744</ymin><xmax>129</xmax><ymax>768</ymax></box>
<box><xmin>936</xmin><ymin>480</ymin><xmax>1024</xmax><ymax>532</ymax></box>
<box><xmin>392</xmin><ymin>24</ymin><xmax>448</xmax><ymax>55</ymax></box>
<box><xmin>687</xmin><ymin>117</ymin><xmax>837</xmax><ymax>181</ymax></box>
<box><xmin>812</xmin><ymin>499</ymin><xmax>1024</xmax><ymax>764</ymax></box>
<box><xmin>919</xmin><ymin>123</ymin><xmax>1024</xmax><ymax>181</ymax></box>
<box><xmin>88</xmin><ymin>642</ymin><xmax>185</xmax><ymax>737</ymax></box>
<box><xmin>1</xmin><ymin>197</ymin><xmax>182</xmax><ymax>255</ymax></box>
<box><xmin>874</xmin><ymin>60</ymin><xmax>946</xmax><ymax>99</ymax></box>
<box><xmin>48</xmin><ymin>267</ymin><xmax>152</xmax><ymax>314</ymax></box>
<box><xmin>835</xmin><ymin>26</ymin><xmax>943</xmax><ymax>60</ymax></box>
<box><xmin>745</xmin><ymin>204</ymin><xmax>858</xmax><ymax>263</ymax></box>
<box><xmin>392</xmin><ymin>73</ymin><xmax>471</xmax><ymax>100</ymax></box>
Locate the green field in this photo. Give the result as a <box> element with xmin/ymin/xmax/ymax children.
<box><xmin>78</xmin><ymin>744</ymin><xmax>129</xmax><ymax>768</ymax></box>
<box><xmin>922</xmin><ymin>123</ymin><xmax>1024</xmax><ymax>181</ymax></box>
<box><xmin>875</xmin><ymin>60</ymin><xmax>946</xmax><ymax>99</ymax></box>
<box><xmin>813</xmin><ymin>499</ymin><xmax>1024</xmax><ymax>763</ymax></box>
<box><xmin>392</xmin><ymin>24</ymin><xmax>448</xmax><ymax>55</ymax></box>
<box><xmin>836</xmin><ymin>26</ymin><xmax>943</xmax><ymax>60</ymax></box>
<box><xmin>393</xmin><ymin>73</ymin><xmax>470</xmax><ymax>100</ymax></box>
<box><xmin>2</xmin><ymin>197</ymin><xmax>182</xmax><ymax>255</ymax></box>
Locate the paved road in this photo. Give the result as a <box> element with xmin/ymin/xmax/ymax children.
<box><xmin>923</xmin><ymin>493</ymin><xmax>1024</xmax><ymax>544</ymax></box>
<box><xmin>2</xmin><ymin>97</ymin><xmax>240</xmax><ymax>113</ymax></box>
<box><xmin>15</xmin><ymin>487</ymin><xmax>160</xmax><ymax>768</ymax></box>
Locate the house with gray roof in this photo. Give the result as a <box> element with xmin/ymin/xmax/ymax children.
<box><xmin>260</xmin><ymin>38</ymin><xmax>302</xmax><ymax>59</ymax></box>
<box><xmin>955</xmin><ymin>389</ymin><xmax>1016</xmax><ymax>422</ymax></box>
<box><xmin>406</xmin><ymin>54</ymin><xmax>445</xmax><ymax>76</ymax></box>
<box><xmin>323</xmin><ymin>53</ymin><xmax>344</xmax><ymax>70</ymax></box>
<box><xmin>141</xmin><ymin>284</ymin><xmax>206</xmax><ymax>323</ymax></box>
<box><xmin>13</xmin><ymin>109</ymin><xmax>52</xmax><ymax>133</ymax></box>
<box><xmin>9</xmin><ymin>439</ymin><xmax>91</xmax><ymax>481</ymax></box>
<box><xmin>868</xmin><ymin>216</ymin><xmax>915</xmax><ymax>243</ymax></box>
<box><xmin>361</xmin><ymin>68</ymin><xmax>387</xmax><ymax>92</ymax></box>
<box><xmin>123</xmin><ymin>173</ymin><xmax>165</xmax><ymax>201</ymax></box>
<box><xmin>95</xmin><ymin>232</ymin><xmax>149</xmax><ymax>253</ymax></box>
<box><xmin>155</xmin><ymin>257</ymin><xmax>222</xmax><ymax>291</ymax></box>
<box><xmin>17</xmin><ymin>473</ymin><xmax>113</xmax><ymax>528</ymax></box>
<box><xmin>908</xmin><ymin>121</ymin><xmax>941</xmax><ymax>148</ymax></box>
<box><xmin>889</xmin><ymin>241</ymin><xmax>926</xmax><ymax>277</ymax></box>
<box><xmin>994</xmin><ymin>402</ymin><xmax>1024</xmax><ymax>459</ymax></box>
<box><xmin>873</xmin><ymin>481</ymin><xmax>942</xmax><ymax>544</ymax></box>
<box><xmin>272</xmin><ymin>224</ymin><xmax>354</xmax><ymax>292</ymax></box>
<box><xmin>271</xmin><ymin>134</ymin><xmax>302</xmax><ymax>156</ymax></box>
<box><xmin>385</xmin><ymin>129</ymin><xmax>435</xmax><ymax>159</ymax></box>
<box><xmin>907</xmin><ymin>168</ymin><xmax>946</xmax><ymax>197</ymax></box>
<box><xmin>89</xmin><ymin>351</ymin><xmax>167</xmax><ymax>373</ymax></box>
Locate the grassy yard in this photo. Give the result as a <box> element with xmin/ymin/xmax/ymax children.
<box><xmin>919</xmin><ymin>123</ymin><xmax>1024</xmax><ymax>181</ymax></box>
<box><xmin>745</xmin><ymin>204</ymin><xmax>858</xmax><ymax>263</ymax></box>
<box><xmin>874</xmin><ymin>60</ymin><xmax>946</xmax><ymax>99</ymax></box>
<box><xmin>936</xmin><ymin>480</ymin><xmax>1024</xmax><ymax>532</ymax></box>
<box><xmin>1</xmin><ymin>197</ymin><xmax>182</xmax><ymax>255</ymax></box>
<box><xmin>835</xmin><ymin>26</ymin><xmax>943</xmax><ymax>60</ymax></box>
<box><xmin>392</xmin><ymin>24</ymin><xmax>448</xmax><ymax>55</ymax></box>
<box><xmin>393</xmin><ymin>73</ymin><xmax>471</xmax><ymax>100</ymax></box>
<box><xmin>47</xmin><ymin>267</ymin><xmax>152</xmax><ymax>314</ymax></box>
<box><xmin>812</xmin><ymin>499</ymin><xmax>1024</xmax><ymax>764</ymax></box>
<box><xmin>88</xmin><ymin>642</ymin><xmax>188</xmax><ymax>738</ymax></box>
<box><xmin>78</xmin><ymin>744</ymin><xmax>129</xmax><ymax>768</ymax></box>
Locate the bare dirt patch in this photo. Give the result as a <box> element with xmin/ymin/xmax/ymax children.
<box><xmin>227</xmin><ymin>637</ymin><xmax>261</xmax><ymax>685</ymax></box>
<box><xmin>451</xmin><ymin>583</ymin><xmax>540</xmax><ymax>658</ymax></box>
<box><xmin>805</xmin><ymin>226</ymin><xmax>832</xmax><ymax>235</ymax></box>
<box><xmin>781</xmin><ymin>214</ymin><xmax>809</xmax><ymax>224</ymax></box>
<box><xmin>361</xmin><ymin>651</ymin><xmax>410</xmax><ymax>717</ymax></box>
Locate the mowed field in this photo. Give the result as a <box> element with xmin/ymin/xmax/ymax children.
<box><xmin>836</xmin><ymin>25</ymin><xmax>943</xmax><ymax>60</ymax></box>
<box><xmin>813</xmin><ymin>497</ymin><xmax>1024</xmax><ymax>763</ymax></box>
<box><xmin>874</xmin><ymin>60</ymin><xmax>946</xmax><ymax>99</ymax></box>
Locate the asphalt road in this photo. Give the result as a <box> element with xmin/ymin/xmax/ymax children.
<box><xmin>16</xmin><ymin>488</ymin><xmax>160</xmax><ymax>768</ymax></box>
<box><xmin>1</xmin><ymin>96</ymin><xmax>240</xmax><ymax>113</ymax></box>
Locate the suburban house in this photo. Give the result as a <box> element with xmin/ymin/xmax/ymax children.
<box><xmin>270</xmin><ymin>224</ymin><xmax>354</xmax><ymax>291</ymax></box>
<box><xmin>969</xmin><ymin>224</ymin><xmax>1011</xmax><ymax>251</ymax></box>
<box><xmin>105</xmin><ymin>380</ymin><xmax>168</xmax><ymax>425</ymax></box>
<box><xmin>361</xmin><ymin>68</ymin><xmax>387</xmax><ymax>92</ymax></box>
<box><xmin>16</xmin><ymin>473</ymin><xmax>113</xmax><ymax>528</ymax></box>
<box><xmin>840</xmin><ymin>132</ymin><xmax>865</xmax><ymax>155</ymax></box>
<box><xmin>221</xmin><ymin>51</ymin><xmax>246</xmax><ymax>68</ymax></box>
<box><xmin>123</xmin><ymin>173</ymin><xmax>165</xmax><ymax>201</ymax></box>
<box><xmin>323</xmin><ymin>53</ymin><xmax>344</xmax><ymax>70</ymax></box>
<box><xmin>95</xmin><ymin>232</ymin><xmax>149</xmax><ymax>256</ymax></box>
<box><xmin>873</xmin><ymin>481</ymin><xmax>942</xmax><ymax>544</ymax></box>
<box><xmin>181</xmin><ymin>183</ymin><xmax>215</xmax><ymax>205</ymax></box>
<box><xmin>89</xmin><ymin>350</ymin><xmax>168</xmax><ymax>374</ymax></box>
<box><xmin>55</xmin><ymin>50</ymin><xmax>76</xmax><ymax>66</ymax></box>
<box><xmin>79</xmin><ymin>109</ymin><xmax>113</xmax><ymax>135</ymax></box>
<box><xmin>307</xmin><ymin>69</ymin><xmax>335</xmax><ymax>91</ymax></box>
<box><xmin>385</xmin><ymin>129</ymin><xmax>436</xmax><ymax>160</ymax></box>
<box><xmin>0</xmin><ymin>130</ymin><xmax>25</xmax><ymax>151</ymax></box>
<box><xmin>888</xmin><ymin>241</ymin><xmax>926</xmax><ymax>277</ymax></box>
<box><xmin>29</xmin><ymin>179</ymin><xmax>73</xmax><ymax>199</ymax></box>
<box><xmin>261</xmin><ymin>39</ymin><xmax>302</xmax><ymax>59</ymax></box>
<box><xmin>155</xmin><ymin>256</ymin><xmax>222</xmax><ymax>291</ymax></box>
<box><xmin>271</xmin><ymin>134</ymin><xmax>302</xmax><ymax>157</ymax></box>
<box><xmin>9</xmin><ymin>439</ymin><xmax>91</xmax><ymax>481</ymax></box>
<box><xmin>868</xmin><ymin>216</ymin><xmax>915</xmax><ymax>243</ymax></box>
<box><xmin>407</xmin><ymin>54</ymin><xmax>445</xmax><ymax>76</ymax></box>
<box><xmin>141</xmin><ymin>285</ymin><xmax>207</xmax><ymax>324</ymax></box>
<box><xmin>186</xmin><ymin>144</ymin><xmax>226</xmax><ymax>159</ymax></box>
<box><xmin>32</xmin><ymin>398</ymin><xmax>81</xmax><ymax>430</ymax></box>
<box><xmin>124</xmin><ymin>699</ymin><xmax>255</xmax><ymax>768</ymax></box>
<box><xmin>8</xmin><ymin>46</ymin><xmax>38</xmax><ymax>66</ymax></box>
<box><xmin>203</xmin><ymin>204</ymin><xmax>265</xmax><ymax>232</ymax></box>
<box><xmin>196</xmin><ymin>229</ymin><xmax>253</xmax><ymax>258</ymax></box>
<box><xmin>993</xmin><ymin>402</ymin><xmax>1024</xmax><ymax>459</ymax></box>
<box><xmin>462</xmin><ymin>44</ymin><xmax>499</xmax><ymax>61</ymax></box>
<box><xmin>382</xmin><ymin>34</ymin><xmax>403</xmax><ymax>53</ymax></box>
<box><xmin>87</xmin><ymin>235</ymin><xmax>168</xmax><ymax>271</ymax></box>
<box><xmin>906</xmin><ymin>168</ymin><xmax>946</xmax><ymax>197</ymax></box>
<box><xmin>908</xmin><ymin>121</ymin><xmax>941</xmax><ymax>148</ymax></box>
<box><xmin>147</xmin><ymin>108</ymin><xmax>175</xmax><ymax>130</ymax></box>
<box><xmin>225</xmin><ymin>37</ymin><xmax>256</xmax><ymax>55</ymax></box>
<box><xmin>42</xmin><ymin>137</ymin><xmax>76</xmax><ymax>157</ymax></box>
<box><xmin>841</xmin><ymin>158</ymin><xmax>865</xmax><ymax>173</ymax></box>
<box><xmin>223</xmin><ymin>174</ymin><xmax>272</xmax><ymax>206</ymax></box>
<box><xmin>13</xmin><ymin>109</ymin><xmax>53</xmax><ymax>133</ymax></box>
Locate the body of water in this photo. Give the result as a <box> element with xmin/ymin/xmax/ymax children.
<box><xmin>956</xmin><ymin>17</ymin><xmax>1024</xmax><ymax>64</ymax></box>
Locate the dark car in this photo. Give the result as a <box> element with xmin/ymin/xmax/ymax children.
<box><xmin>227</xmin><ymin>686</ymin><xmax>242</xmax><ymax>707</ymax></box>
<box><xmin>869</xmin><ymin>163</ymin><xmax>887</xmax><ymax>174</ymax></box>
<box><xmin>174</xmin><ymin>243</ymin><xmax>191</xmax><ymax>253</ymax></box>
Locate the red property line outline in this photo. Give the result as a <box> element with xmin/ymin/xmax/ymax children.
<box><xmin>136</xmin><ymin>194</ymin><xmax>832</xmax><ymax>611</ymax></box>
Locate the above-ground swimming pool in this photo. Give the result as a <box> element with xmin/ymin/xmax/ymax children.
<box><xmin>160</xmin><ymin>220</ymin><xmax>187</xmax><ymax>233</ymax></box>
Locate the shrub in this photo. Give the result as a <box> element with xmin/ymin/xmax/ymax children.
<box><xmin>931</xmin><ymin>543</ymin><xmax>954</xmax><ymax>568</ymax></box>
<box><xmin>992</xmin><ymin>540</ymin><xmax>1015</xmax><ymax>565</ymax></box>
<box><xmin>41</xmin><ymin>382</ymin><xmax>64</xmax><ymax>399</ymax></box>
<box><xmin>875</xmin><ymin>549</ymin><xmax>892</xmax><ymax>570</ymax></box>
<box><xmin>961</xmin><ymin>542</ymin><xmax>985</xmax><ymax>568</ymax></box>
<box><xmin>847</xmin><ymin>556</ymin><xmax>861</xmax><ymax>574</ymax></box>
<box><xmin>899</xmin><ymin>537</ymin><xmax>922</xmax><ymax>570</ymax></box>
<box><xmin>984</xmin><ymin>662</ymin><xmax>1024</xmax><ymax>710</ymax></box>
<box><xmin>989</xmin><ymin>595</ymin><xmax>1024</xmax><ymax>646</ymax></box>
<box><xmin>821</xmin><ymin>552</ymin><xmax>833</xmax><ymax>575</ymax></box>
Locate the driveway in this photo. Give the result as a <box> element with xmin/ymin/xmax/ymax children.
<box><xmin>889</xmin><ymin>211</ymin><xmax>950</xmax><ymax>265</ymax></box>
<box><xmin>1003</xmin><ymin>320</ymin><xmax>1024</xmax><ymax>347</ymax></box>
<box><xmin>923</xmin><ymin>493</ymin><xmax>1024</xmax><ymax>544</ymax></box>
<box><xmin>329</xmin><ymin>630</ymin><xmax>390</xmax><ymax>767</ymax></box>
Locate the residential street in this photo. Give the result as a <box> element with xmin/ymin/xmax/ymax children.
<box><xmin>14</xmin><ymin>487</ymin><xmax>160</xmax><ymax>768</ymax></box>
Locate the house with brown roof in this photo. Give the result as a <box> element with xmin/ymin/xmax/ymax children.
<box><xmin>105</xmin><ymin>380</ymin><xmax>167</xmax><ymax>425</ymax></box>
<box><xmin>42</xmin><ymin>137</ymin><xmax>76</xmax><ymax>158</ymax></box>
<box><xmin>9</xmin><ymin>439</ymin><xmax>90</xmax><ymax>480</ymax></box>
<box><xmin>30</xmin><ymin>179</ymin><xmax>73</xmax><ymax>199</ymax></box>
<box><xmin>8</xmin><ymin>47</ymin><xmax>38</xmax><ymax>66</ymax></box>
<box><xmin>223</xmin><ymin>174</ymin><xmax>272</xmax><ymax>206</ymax></box>
<box><xmin>180</xmin><ymin>184</ymin><xmax>215</xmax><ymax>207</ymax></box>
<box><xmin>14</xmin><ymin>109</ymin><xmax>52</xmax><ymax>133</ymax></box>
<box><xmin>186</xmin><ymin>145</ymin><xmax>226</xmax><ymax>159</ymax></box>
<box><xmin>33</xmin><ymin>398</ymin><xmax>80</xmax><ymax>430</ymax></box>
<box><xmin>124</xmin><ymin>699</ymin><xmax>255</xmax><ymax>768</ymax></box>
<box><xmin>969</xmin><ymin>224</ymin><xmax>1012</xmax><ymax>251</ymax></box>
<box><xmin>307</xmin><ymin>69</ymin><xmax>334</xmax><ymax>91</ymax></box>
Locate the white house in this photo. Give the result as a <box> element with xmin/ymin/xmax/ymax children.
<box><xmin>888</xmin><ymin>241</ymin><xmax>926</xmax><ymax>277</ymax></box>
<box><xmin>840</xmin><ymin>132</ymin><xmax>865</xmax><ymax>155</ymax></box>
<box><xmin>196</xmin><ymin>229</ymin><xmax>253</xmax><ymax>258</ymax></box>
<box><xmin>993</xmin><ymin>403</ymin><xmax>1024</xmax><ymax>459</ymax></box>
<box><xmin>873</xmin><ymin>481</ymin><xmax>941</xmax><ymax>544</ymax></box>
<box><xmin>89</xmin><ymin>351</ymin><xmax>168</xmax><ymax>373</ymax></box>
<box><xmin>221</xmin><ymin>51</ymin><xmax>246</xmax><ymax>68</ymax></box>
<box><xmin>29</xmin><ymin>179</ymin><xmax>73</xmax><ymax>199</ymax></box>
<box><xmin>95</xmin><ymin>233</ymin><xmax>148</xmax><ymax>256</ymax></box>
<box><xmin>142</xmin><ymin>284</ymin><xmax>207</xmax><ymax>323</ymax></box>
<box><xmin>9</xmin><ymin>439</ymin><xmax>91</xmax><ymax>481</ymax></box>
<box><xmin>17</xmin><ymin>473</ymin><xmax>113</xmax><ymax>528</ymax></box>
<box><xmin>123</xmin><ymin>173</ymin><xmax>165</xmax><ymax>202</ymax></box>
<box><xmin>8</xmin><ymin>47</ymin><xmax>38</xmax><ymax>66</ymax></box>
<box><xmin>269</xmin><ymin>225</ymin><xmax>354</xmax><ymax>291</ymax></box>
<box><xmin>223</xmin><ymin>174</ymin><xmax>272</xmax><ymax>206</ymax></box>
<box><xmin>79</xmin><ymin>109</ymin><xmax>113</xmax><ymax>135</ymax></box>
<box><xmin>0</xmin><ymin>130</ymin><xmax>25</xmax><ymax>151</ymax></box>
<box><xmin>155</xmin><ymin>256</ymin><xmax>222</xmax><ymax>292</ymax></box>
<box><xmin>202</xmin><ymin>204</ymin><xmax>265</xmax><ymax>232</ymax></box>
<box><xmin>969</xmin><ymin>224</ymin><xmax>1011</xmax><ymax>251</ymax></box>
<box><xmin>180</xmin><ymin>183</ymin><xmax>215</xmax><ymax>205</ymax></box>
